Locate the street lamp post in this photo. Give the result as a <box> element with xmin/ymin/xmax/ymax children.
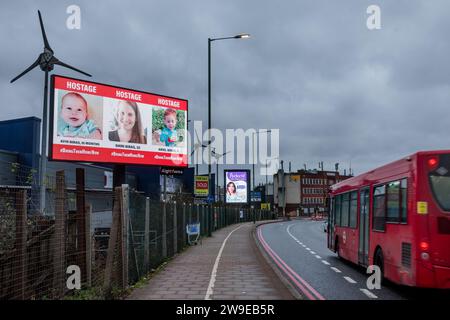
<box><xmin>265</xmin><ymin>156</ymin><xmax>279</xmax><ymax>206</ymax></box>
<box><xmin>251</xmin><ymin>130</ymin><xmax>271</xmax><ymax>191</ymax></box>
<box><xmin>208</xmin><ymin>33</ymin><xmax>250</xmax><ymax>236</ymax></box>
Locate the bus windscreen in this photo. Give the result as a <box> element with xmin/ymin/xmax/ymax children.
<box><xmin>429</xmin><ymin>154</ymin><xmax>450</xmax><ymax>212</ymax></box>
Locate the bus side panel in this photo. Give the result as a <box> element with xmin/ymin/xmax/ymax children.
<box><xmin>368</xmin><ymin>171</ymin><xmax>417</xmax><ymax>287</ymax></box>
<box><xmin>335</xmin><ymin>226</ymin><xmax>359</xmax><ymax>263</ymax></box>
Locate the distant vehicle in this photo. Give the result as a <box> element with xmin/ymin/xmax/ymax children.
<box><xmin>327</xmin><ymin>150</ymin><xmax>450</xmax><ymax>289</ymax></box>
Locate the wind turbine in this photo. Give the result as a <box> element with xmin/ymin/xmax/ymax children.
<box><xmin>11</xmin><ymin>10</ymin><xmax>92</xmax><ymax>214</ymax></box>
<box><xmin>211</xmin><ymin>147</ymin><xmax>229</xmax><ymax>202</ymax></box>
<box><xmin>190</xmin><ymin>129</ymin><xmax>211</xmax><ymax>175</ymax></box>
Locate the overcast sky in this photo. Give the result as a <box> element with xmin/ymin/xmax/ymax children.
<box><xmin>2</xmin><ymin>0</ymin><xmax>450</xmax><ymax>185</ymax></box>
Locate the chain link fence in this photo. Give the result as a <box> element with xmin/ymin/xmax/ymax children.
<box><xmin>0</xmin><ymin>162</ymin><xmax>275</xmax><ymax>300</ymax></box>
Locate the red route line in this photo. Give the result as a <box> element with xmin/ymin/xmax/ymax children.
<box><xmin>257</xmin><ymin>226</ymin><xmax>326</xmax><ymax>300</ymax></box>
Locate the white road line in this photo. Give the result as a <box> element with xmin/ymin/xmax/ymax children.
<box><xmin>310</xmin><ymin>251</ymin><xmax>316</xmax><ymax>255</ymax></box>
<box><xmin>205</xmin><ymin>224</ymin><xmax>245</xmax><ymax>300</ymax></box>
<box><xmin>315</xmin><ymin>255</ymin><xmax>321</xmax><ymax>259</ymax></box>
<box><xmin>301</xmin><ymin>244</ymin><xmax>306</xmax><ymax>247</ymax></box>
<box><xmin>360</xmin><ymin>288</ymin><xmax>378</xmax><ymax>299</ymax></box>
<box><xmin>306</xmin><ymin>248</ymin><xmax>311</xmax><ymax>251</ymax></box>
<box><xmin>344</xmin><ymin>276</ymin><xmax>357</xmax><ymax>284</ymax></box>
<box><xmin>321</xmin><ymin>260</ymin><xmax>330</xmax><ymax>265</ymax></box>
<box><xmin>330</xmin><ymin>267</ymin><xmax>342</xmax><ymax>273</ymax></box>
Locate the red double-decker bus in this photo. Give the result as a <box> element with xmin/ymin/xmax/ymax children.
<box><xmin>327</xmin><ymin>150</ymin><xmax>450</xmax><ymax>288</ymax></box>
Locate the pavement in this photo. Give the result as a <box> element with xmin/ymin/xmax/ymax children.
<box><xmin>126</xmin><ymin>221</ymin><xmax>294</xmax><ymax>300</ymax></box>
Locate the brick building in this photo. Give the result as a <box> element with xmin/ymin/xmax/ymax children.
<box><xmin>273</xmin><ymin>168</ymin><xmax>352</xmax><ymax>216</ymax></box>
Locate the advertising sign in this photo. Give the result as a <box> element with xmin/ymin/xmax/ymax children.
<box><xmin>49</xmin><ymin>75</ymin><xmax>188</xmax><ymax>167</ymax></box>
<box><xmin>224</xmin><ymin>170</ymin><xmax>250</xmax><ymax>204</ymax></box>
<box><xmin>160</xmin><ymin>167</ymin><xmax>184</xmax><ymax>175</ymax></box>
<box><xmin>261</xmin><ymin>203</ymin><xmax>271</xmax><ymax>210</ymax></box>
<box><xmin>250</xmin><ymin>191</ymin><xmax>262</xmax><ymax>203</ymax></box>
<box><xmin>194</xmin><ymin>176</ymin><xmax>209</xmax><ymax>197</ymax></box>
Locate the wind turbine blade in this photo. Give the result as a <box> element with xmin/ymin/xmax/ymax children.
<box><xmin>38</xmin><ymin>10</ymin><xmax>52</xmax><ymax>52</ymax></box>
<box><xmin>10</xmin><ymin>56</ymin><xmax>40</xmax><ymax>83</ymax></box>
<box><xmin>194</xmin><ymin>129</ymin><xmax>201</xmax><ymax>143</ymax></box>
<box><xmin>52</xmin><ymin>57</ymin><xmax>92</xmax><ymax>77</ymax></box>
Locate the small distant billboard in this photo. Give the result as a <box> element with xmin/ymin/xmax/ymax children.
<box><xmin>49</xmin><ymin>75</ymin><xmax>188</xmax><ymax>167</ymax></box>
<box><xmin>224</xmin><ymin>170</ymin><xmax>250</xmax><ymax>204</ymax></box>
<box><xmin>194</xmin><ymin>176</ymin><xmax>209</xmax><ymax>197</ymax></box>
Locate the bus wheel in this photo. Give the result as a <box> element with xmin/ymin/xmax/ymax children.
<box><xmin>374</xmin><ymin>249</ymin><xmax>385</xmax><ymax>284</ymax></box>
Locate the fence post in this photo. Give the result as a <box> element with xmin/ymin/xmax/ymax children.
<box><xmin>75</xmin><ymin>168</ymin><xmax>87</xmax><ymax>285</ymax></box>
<box><xmin>162</xmin><ymin>201</ymin><xmax>167</xmax><ymax>259</ymax></box>
<box><xmin>103</xmin><ymin>187</ymin><xmax>121</xmax><ymax>292</ymax></box>
<box><xmin>14</xmin><ymin>189</ymin><xmax>27</xmax><ymax>300</ymax></box>
<box><xmin>173</xmin><ymin>201</ymin><xmax>177</xmax><ymax>254</ymax></box>
<box><xmin>85</xmin><ymin>203</ymin><xmax>92</xmax><ymax>288</ymax></box>
<box><xmin>120</xmin><ymin>184</ymin><xmax>129</xmax><ymax>289</ymax></box>
<box><xmin>182</xmin><ymin>203</ymin><xmax>186</xmax><ymax>246</ymax></box>
<box><xmin>144</xmin><ymin>197</ymin><xmax>150</xmax><ymax>271</ymax></box>
<box><xmin>196</xmin><ymin>204</ymin><xmax>200</xmax><ymax>224</ymax></box>
<box><xmin>53</xmin><ymin>170</ymin><xmax>66</xmax><ymax>298</ymax></box>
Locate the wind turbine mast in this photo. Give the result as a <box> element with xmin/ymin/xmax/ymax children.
<box><xmin>11</xmin><ymin>10</ymin><xmax>92</xmax><ymax>214</ymax></box>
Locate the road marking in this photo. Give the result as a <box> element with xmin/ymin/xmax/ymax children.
<box><xmin>321</xmin><ymin>260</ymin><xmax>330</xmax><ymax>265</ymax></box>
<box><xmin>310</xmin><ymin>251</ymin><xmax>316</xmax><ymax>255</ymax></box>
<box><xmin>360</xmin><ymin>288</ymin><xmax>378</xmax><ymax>299</ymax></box>
<box><xmin>301</xmin><ymin>244</ymin><xmax>306</xmax><ymax>247</ymax></box>
<box><xmin>205</xmin><ymin>224</ymin><xmax>245</xmax><ymax>300</ymax></box>
<box><xmin>306</xmin><ymin>248</ymin><xmax>311</xmax><ymax>251</ymax></box>
<box><xmin>330</xmin><ymin>267</ymin><xmax>341</xmax><ymax>273</ymax></box>
<box><xmin>344</xmin><ymin>276</ymin><xmax>357</xmax><ymax>284</ymax></box>
<box><xmin>258</xmin><ymin>226</ymin><xmax>325</xmax><ymax>300</ymax></box>
<box><xmin>315</xmin><ymin>255</ymin><xmax>321</xmax><ymax>259</ymax></box>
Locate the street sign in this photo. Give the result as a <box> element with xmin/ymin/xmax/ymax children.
<box><xmin>250</xmin><ymin>191</ymin><xmax>262</xmax><ymax>203</ymax></box>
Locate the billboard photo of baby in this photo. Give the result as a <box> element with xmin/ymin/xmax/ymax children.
<box><xmin>57</xmin><ymin>91</ymin><xmax>103</xmax><ymax>140</ymax></box>
<box><xmin>152</xmin><ymin>107</ymin><xmax>185</xmax><ymax>147</ymax></box>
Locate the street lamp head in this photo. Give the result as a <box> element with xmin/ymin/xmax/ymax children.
<box><xmin>235</xmin><ymin>33</ymin><xmax>250</xmax><ymax>39</ymax></box>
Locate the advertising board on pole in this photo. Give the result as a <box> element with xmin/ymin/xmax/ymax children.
<box><xmin>194</xmin><ymin>176</ymin><xmax>209</xmax><ymax>197</ymax></box>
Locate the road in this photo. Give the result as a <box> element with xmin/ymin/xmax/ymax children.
<box><xmin>258</xmin><ymin>219</ymin><xmax>450</xmax><ymax>300</ymax></box>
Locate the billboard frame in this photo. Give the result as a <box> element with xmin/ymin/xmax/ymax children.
<box><xmin>48</xmin><ymin>74</ymin><xmax>189</xmax><ymax>168</ymax></box>
<box><xmin>223</xmin><ymin>169</ymin><xmax>250</xmax><ymax>205</ymax></box>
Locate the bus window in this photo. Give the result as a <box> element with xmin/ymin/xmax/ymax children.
<box><xmin>401</xmin><ymin>179</ymin><xmax>407</xmax><ymax>223</ymax></box>
<box><xmin>335</xmin><ymin>195</ymin><xmax>342</xmax><ymax>226</ymax></box>
<box><xmin>387</xmin><ymin>181</ymin><xmax>400</xmax><ymax>222</ymax></box>
<box><xmin>349</xmin><ymin>191</ymin><xmax>358</xmax><ymax>228</ymax></box>
<box><xmin>341</xmin><ymin>193</ymin><xmax>350</xmax><ymax>227</ymax></box>
<box><xmin>373</xmin><ymin>185</ymin><xmax>386</xmax><ymax>231</ymax></box>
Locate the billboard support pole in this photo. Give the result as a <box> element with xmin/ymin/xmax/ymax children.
<box><xmin>39</xmin><ymin>71</ymin><xmax>49</xmax><ymax>214</ymax></box>
<box><xmin>113</xmin><ymin>165</ymin><xmax>126</xmax><ymax>188</ymax></box>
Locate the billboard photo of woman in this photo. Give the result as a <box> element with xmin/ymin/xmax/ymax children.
<box><xmin>225</xmin><ymin>171</ymin><xmax>249</xmax><ymax>204</ymax></box>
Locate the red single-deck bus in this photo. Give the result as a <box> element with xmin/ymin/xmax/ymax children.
<box><xmin>327</xmin><ymin>150</ymin><xmax>450</xmax><ymax>288</ymax></box>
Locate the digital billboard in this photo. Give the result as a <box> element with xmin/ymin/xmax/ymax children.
<box><xmin>224</xmin><ymin>170</ymin><xmax>250</xmax><ymax>204</ymax></box>
<box><xmin>49</xmin><ymin>75</ymin><xmax>188</xmax><ymax>167</ymax></box>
